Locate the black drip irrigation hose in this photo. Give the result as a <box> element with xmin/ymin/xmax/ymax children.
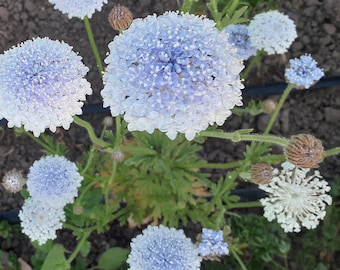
<box><xmin>1</xmin><ymin>76</ymin><xmax>340</xmax><ymax>127</ymax></box>
<box><xmin>0</xmin><ymin>77</ymin><xmax>338</xmax><ymax>224</ymax></box>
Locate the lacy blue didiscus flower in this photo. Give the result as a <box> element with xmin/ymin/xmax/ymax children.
<box><xmin>259</xmin><ymin>162</ymin><xmax>332</xmax><ymax>233</ymax></box>
<box><xmin>27</xmin><ymin>155</ymin><xmax>83</xmax><ymax>208</ymax></box>
<box><xmin>127</xmin><ymin>225</ymin><xmax>201</xmax><ymax>270</ymax></box>
<box><xmin>19</xmin><ymin>198</ymin><xmax>65</xmax><ymax>245</ymax></box>
<box><xmin>197</xmin><ymin>229</ymin><xmax>229</xmax><ymax>257</ymax></box>
<box><xmin>248</xmin><ymin>10</ymin><xmax>297</xmax><ymax>55</ymax></box>
<box><xmin>223</xmin><ymin>24</ymin><xmax>256</xmax><ymax>60</ymax></box>
<box><xmin>48</xmin><ymin>0</ymin><xmax>108</xmax><ymax>19</ymax></box>
<box><xmin>285</xmin><ymin>55</ymin><xmax>324</xmax><ymax>89</ymax></box>
<box><xmin>0</xmin><ymin>37</ymin><xmax>92</xmax><ymax>136</ymax></box>
<box><xmin>102</xmin><ymin>11</ymin><xmax>244</xmax><ymax>141</ymax></box>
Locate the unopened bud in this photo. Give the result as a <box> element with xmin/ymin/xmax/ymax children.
<box><xmin>262</xmin><ymin>99</ymin><xmax>277</xmax><ymax>114</ymax></box>
<box><xmin>108</xmin><ymin>4</ymin><xmax>133</xmax><ymax>31</ymax></box>
<box><xmin>73</xmin><ymin>205</ymin><xmax>84</xmax><ymax>215</ymax></box>
<box><xmin>284</xmin><ymin>134</ymin><xmax>324</xmax><ymax>168</ymax></box>
<box><xmin>251</xmin><ymin>163</ymin><xmax>274</xmax><ymax>184</ymax></box>
<box><xmin>2</xmin><ymin>169</ymin><xmax>25</xmax><ymax>193</ymax></box>
<box><xmin>103</xmin><ymin>116</ymin><xmax>114</xmax><ymax>127</ymax></box>
<box><xmin>111</xmin><ymin>151</ymin><xmax>125</xmax><ymax>163</ymax></box>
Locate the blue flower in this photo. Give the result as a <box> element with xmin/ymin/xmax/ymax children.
<box><xmin>248</xmin><ymin>10</ymin><xmax>297</xmax><ymax>55</ymax></box>
<box><xmin>285</xmin><ymin>55</ymin><xmax>324</xmax><ymax>89</ymax></box>
<box><xmin>27</xmin><ymin>155</ymin><xmax>83</xmax><ymax>208</ymax></box>
<box><xmin>127</xmin><ymin>225</ymin><xmax>201</xmax><ymax>270</ymax></box>
<box><xmin>19</xmin><ymin>198</ymin><xmax>65</xmax><ymax>245</ymax></box>
<box><xmin>48</xmin><ymin>0</ymin><xmax>108</xmax><ymax>19</ymax></box>
<box><xmin>197</xmin><ymin>229</ymin><xmax>229</xmax><ymax>257</ymax></box>
<box><xmin>102</xmin><ymin>12</ymin><xmax>244</xmax><ymax>141</ymax></box>
<box><xmin>0</xmin><ymin>37</ymin><xmax>92</xmax><ymax>136</ymax></box>
<box><xmin>223</xmin><ymin>24</ymin><xmax>256</xmax><ymax>60</ymax></box>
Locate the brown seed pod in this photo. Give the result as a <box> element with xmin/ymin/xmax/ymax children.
<box><xmin>251</xmin><ymin>163</ymin><xmax>274</xmax><ymax>185</ymax></box>
<box><xmin>262</xmin><ymin>99</ymin><xmax>277</xmax><ymax>114</ymax></box>
<box><xmin>284</xmin><ymin>134</ymin><xmax>325</xmax><ymax>168</ymax></box>
<box><xmin>108</xmin><ymin>4</ymin><xmax>133</xmax><ymax>31</ymax></box>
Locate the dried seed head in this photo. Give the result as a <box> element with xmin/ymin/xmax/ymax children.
<box><xmin>284</xmin><ymin>134</ymin><xmax>325</xmax><ymax>168</ymax></box>
<box><xmin>73</xmin><ymin>205</ymin><xmax>84</xmax><ymax>215</ymax></box>
<box><xmin>251</xmin><ymin>163</ymin><xmax>274</xmax><ymax>184</ymax></box>
<box><xmin>103</xmin><ymin>116</ymin><xmax>114</xmax><ymax>127</ymax></box>
<box><xmin>262</xmin><ymin>99</ymin><xmax>277</xmax><ymax>114</ymax></box>
<box><xmin>2</xmin><ymin>169</ymin><xmax>25</xmax><ymax>193</ymax></box>
<box><xmin>108</xmin><ymin>4</ymin><xmax>133</xmax><ymax>31</ymax></box>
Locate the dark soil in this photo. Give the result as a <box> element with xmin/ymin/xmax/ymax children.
<box><xmin>0</xmin><ymin>0</ymin><xmax>339</xmax><ymax>269</ymax></box>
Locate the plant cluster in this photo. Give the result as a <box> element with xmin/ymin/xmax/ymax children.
<box><xmin>0</xmin><ymin>0</ymin><xmax>339</xmax><ymax>269</ymax></box>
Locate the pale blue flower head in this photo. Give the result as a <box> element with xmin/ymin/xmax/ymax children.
<box><xmin>19</xmin><ymin>198</ymin><xmax>65</xmax><ymax>245</ymax></box>
<box><xmin>48</xmin><ymin>0</ymin><xmax>108</xmax><ymax>19</ymax></box>
<box><xmin>248</xmin><ymin>10</ymin><xmax>297</xmax><ymax>55</ymax></box>
<box><xmin>102</xmin><ymin>11</ymin><xmax>244</xmax><ymax>141</ymax></box>
<box><xmin>197</xmin><ymin>229</ymin><xmax>229</xmax><ymax>257</ymax></box>
<box><xmin>27</xmin><ymin>155</ymin><xmax>83</xmax><ymax>208</ymax></box>
<box><xmin>0</xmin><ymin>37</ymin><xmax>92</xmax><ymax>136</ymax></box>
<box><xmin>127</xmin><ymin>225</ymin><xmax>201</xmax><ymax>270</ymax></box>
<box><xmin>223</xmin><ymin>24</ymin><xmax>256</xmax><ymax>60</ymax></box>
<box><xmin>285</xmin><ymin>54</ymin><xmax>324</xmax><ymax>89</ymax></box>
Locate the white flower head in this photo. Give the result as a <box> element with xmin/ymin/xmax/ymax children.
<box><xmin>127</xmin><ymin>225</ymin><xmax>201</xmax><ymax>270</ymax></box>
<box><xmin>248</xmin><ymin>10</ymin><xmax>297</xmax><ymax>55</ymax></box>
<box><xmin>259</xmin><ymin>162</ymin><xmax>332</xmax><ymax>233</ymax></box>
<box><xmin>48</xmin><ymin>0</ymin><xmax>108</xmax><ymax>19</ymax></box>
<box><xmin>102</xmin><ymin>11</ymin><xmax>244</xmax><ymax>141</ymax></box>
<box><xmin>0</xmin><ymin>37</ymin><xmax>92</xmax><ymax>136</ymax></box>
<box><xmin>27</xmin><ymin>155</ymin><xmax>83</xmax><ymax>208</ymax></box>
<box><xmin>19</xmin><ymin>198</ymin><xmax>65</xmax><ymax>245</ymax></box>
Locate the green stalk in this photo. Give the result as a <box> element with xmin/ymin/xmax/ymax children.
<box><xmin>83</xmin><ymin>16</ymin><xmax>104</xmax><ymax>76</ymax></box>
<box><xmin>230</xmin><ymin>248</ymin><xmax>248</xmax><ymax>270</ymax></box>
<box><xmin>325</xmin><ymin>146</ymin><xmax>340</xmax><ymax>157</ymax></box>
<box><xmin>264</xmin><ymin>84</ymin><xmax>294</xmax><ymax>135</ymax></box>
<box><xmin>66</xmin><ymin>230</ymin><xmax>91</xmax><ymax>264</ymax></box>
<box><xmin>241</xmin><ymin>50</ymin><xmax>264</xmax><ymax>80</ymax></box>
<box><xmin>73</xmin><ymin>116</ymin><xmax>111</xmax><ymax>148</ymax></box>
<box><xmin>226</xmin><ymin>201</ymin><xmax>262</xmax><ymax>210</ymax></box>
<box><xmin>200</xmin><ymin>130</ymin><xmax>289</xmax><ymax>147</ymax></box>
<box><xmin>24</xmin><ymin>131</ymin><xmax>56</xmax><ymax>153</ymax></box>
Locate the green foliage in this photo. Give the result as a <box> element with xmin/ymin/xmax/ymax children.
<box><xmin>97</xmin><ymin>247</ymin><xmax>130</xmax><ymax>270</ymax></box>
<box><xmin>41</xmin><ymin>244</ymin><xmax>70</xmax><ymax>270</ymax></box>
<box><xmin>206</xmin><ymin>0</ymin><xmax>249</xmax><ymax>29</ymax></box>
<box><xmin>232</xmin><ymin>100</ymin><xmax>264</xmax><ymax>117</ymax></box>
<box><xmin>230</xmin><ymin>214</ymin><xmax>290</xmax><ymax>269</ymax></box>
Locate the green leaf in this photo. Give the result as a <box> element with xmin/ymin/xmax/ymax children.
<box><xmin>98</xmin><ymin>247</ymin><xmax>130</xmax><ymax>270</ymax></box>
<box><xmin>80</xmin><ymin>240</ymin><xmax>91</xmax><ymax>257</ymax></box>
<box><xmin>41</xmin><ymin>244</ymin><xmax>70</xmax><ymax>270</ymax></box>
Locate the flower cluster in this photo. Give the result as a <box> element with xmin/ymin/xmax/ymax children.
<box><xmin>19</xmin><ymin>156</ymin><xmax>83</xmax><ymax>244</ymax></box>
<box><xmin>223</xmin><ymin>24</ymin><xmax>256</xmax><ymax>60</ymax></box>
<box><xmin>285</xmin><ymin>54</ymin><xmax>324</xmax><ymax>89</ymax></box>
<box><xmin>248</xmin><ymin>10</ymin><xmax>297</xmax><ymax>54</ymax></box>
<box><xmin>48</xmin><ymin>0</ymin><xmax>108</xmax><ymax>19</ymax></box>
<box><xmin>259</xmin><ymin>162</ymin><xmax>332</xmax><ymax>233</ymax></box>
<box><xmin>197</xmin><ymin>229</ymin><xmax>229</xmax><ymax>257</ymax></box>
<box><xmin>0</xmin><ymin>37</ymin><xmax>92</xmax><ymax>137</ymax></box>
<box><xmin>102</xmin><ymin>11</ymin><xmax>244</xmax><ymax>141</ymax></box>
<box><xmin>127</xmin><ymin>225</ymin><xmax>201</xmax><ymax>270</ymax></box>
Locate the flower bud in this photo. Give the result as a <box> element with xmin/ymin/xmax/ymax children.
<box><xmin>108</xmin><ymin>4</ymin><xmax>133</xmax><ymax>31</ymax></box>
<box><xmin>111</xmin><ymin>150</ymin><xmax>125</xmax><ymax>163</ymax></box>
<box><xmin>262</xmin><ymin>99</ymin><xmax>277</xmax><ymax>114</ymax></box>
<box><xmin>251</xmin><ymin>163</ymin><xmax>274</xmax><ymax>184</ymax></box>
<box><xmin>284</xmin><ymin>134</ymin><xmax>324</xmax><ymax>168</ymax></box>
<box><xmin>73</xmin><ymin>205</ymin><xmax>84</xmax><ymax>215</ymax></box>
<box><xmin>102</xmin><ymin>116</ymin><xmax>114</xmax><ymax>127</ymax></box>
<box><xmin>2</xmin><ymin>169</ymin><xmax>25</xmax><ymax>193</ymax></box>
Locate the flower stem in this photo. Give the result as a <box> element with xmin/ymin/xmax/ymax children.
<box><xmin>230</xmin><ymin>248</ymin><xmax>248</xmax><ymax>270</ymax></box>
<box><xmin>73</xmin><ymin>116</ymin><xmax>111</xmax><ymax>148</ymax></box>
<box><xmin>241</xmin><ymin>50</ymin><xmax>264</xmax><ymax>80</ymax></box>
<box><xmin>66</xmin><ymin>230</ymin><xmax>91</xmax><ymax>264</ymax></box>
<box><xmin>23</xmin><ymin>131</ymin><xmax>56</xmax><ymax>153</ymax></box>
<box><xmin>325</xmin><ymin>146</ymin><xmax>340</xmax><ymax>157</ymax></box>
<box><xmin>226</xmin><ymin>201</ymin><xmax>262</xmax><ymax>210</ymax></box>
<box><xmin>200</xmin><ymin>130</ymin><xmax>289</xmax><ymax>147</ymax></box>
<box><xmin>264</xmin><ymin>84</ymin><xmax>294</xmax><ymax>135</ymax></box>
<box><xmin>83</xmin><ymin>16</ymin><xmax>104</xmax><ymax>76</ymax></box>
